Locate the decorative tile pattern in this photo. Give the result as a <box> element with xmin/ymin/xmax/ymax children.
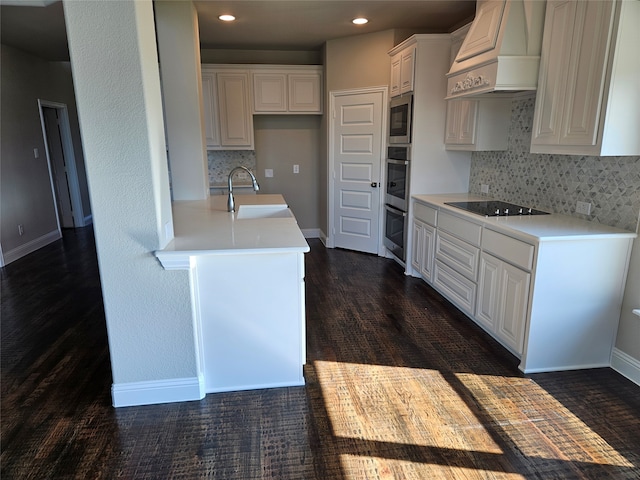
<box><xmin>470</xmin><ymin>96</ymin><xmax>640</xmax><ymax>232</ymax></box>
<box><xmin>207</xmin><ymin>150</ymin><xmax>257</xmax><ymax>186</ymax></box>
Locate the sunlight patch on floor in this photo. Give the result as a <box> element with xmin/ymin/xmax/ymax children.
<box><xmin>338</xmin><ymin>453</ymin><xmax>526</xmax><ymax>480</ymax></box>
<box><xmin>314</xmin><ymin>360</ymin><xmax>503</xmax><ymax>452</ymax></box>
<box><xmin>455</xmin><ymin>373</ymin><xmax>635</xmax><ymax>468</ymax></box>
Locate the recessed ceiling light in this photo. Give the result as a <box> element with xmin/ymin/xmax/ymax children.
<box><xmin>352</xmin><ymin>17</ymin><xmax>368</xmax><ymax>25</ymax></box>
<box><xmin>218</xmin><ymin>14</ymin><xmax>236</xmax><ymax>22</ymax></box>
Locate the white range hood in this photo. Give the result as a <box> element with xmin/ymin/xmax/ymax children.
<box><xmin>446</xmin><ymin>0</ymin><xmax>546</xmax><ymax>99</ymax></box>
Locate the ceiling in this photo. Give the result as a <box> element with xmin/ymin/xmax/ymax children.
<box><xmin>0</xmin><ymin>0</ymin><xmax>476</xmax><ymax>62</ymax></box>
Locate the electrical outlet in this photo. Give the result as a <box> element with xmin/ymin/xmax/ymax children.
<box><xmin>293</xmin><ymin>164</ymin><xmax>299</xmax><ymax>174</ymax></box>
<box><xmin>480</xmin><ymin>184</ymin><xmax>489</xmax><ymax>194</ymax></box>
<box><xmin>576</xmin><ymin>201</ymin><xmax>592</xmax><ymax>215</ymax></box>
<box><xmin>18</xmin><ymin>224</ymin><xmax>24</xmax><ymax>236</ymax></box>
<box><xmin>265</xmin><ymin>169</ymin><xmax>274</xmax><ymax>178</ymax></box>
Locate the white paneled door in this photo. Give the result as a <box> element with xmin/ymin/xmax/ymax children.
<box><xmin>331</xmin><ymin>89</ymin><xmax>385</xmax><ymax>254</ymax></box>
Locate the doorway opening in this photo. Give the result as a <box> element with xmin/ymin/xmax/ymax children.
<box><xmin>38</xmin><ymin>100</ymin><xmax>86</xmax><ymax>229</ymax></box>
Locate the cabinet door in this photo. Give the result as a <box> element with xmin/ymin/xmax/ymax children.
<box><xmin>216</xmin><ymin>73</ymin><xmax>253</xmax><ymax>148</ymax></box>
<box><xmin>411</xmin><ymin>221</ymin><xmax>424</xmax><ymax>273</ymax></box>
<box><xmin>532</xmin><ymin>0</ymin><xmax>576</xmax><ymax>145</ymax></box>
<box><xmin>201</xmin><ymin>72</ymin><xmax>220</xmax><ymax>148</ymax></box>
<box><xmin>445</xmin><ymin>100</ymin><xmax>478</xmax><ymax>147</ymax></box>
<box><xmin>476</xmin><ymin>253</ymin><xmax>501</xmax><ymax>331</ymax></box>
<box><xmin>495</xmin><ymin>262</ymin><xmax>530</xmax><ymax>355</ymax></box>
<box><xmin>253</xmin><ymin>73</ymin><xmax>287</xmax><ymax>112</ymax></box>
<box><xmin>400</xmin><ymin>47</ymin><xmax>415</xmax><ymax>94</ymax></box>
<box><xmin>288</xmin><ymin>73</ymin><xmax>322</xmax><ymax>113</ymax></box>
<box><xmin>560</xmin><ymin>0</ymin><xmax>614</xmax><ymax>146</ymax></box>
<box><xmin>420</xmin><ymin>224</ymin><xmax>435</xmax><ymax>282</ymax></box>
<box><xmin>445</xmin><ymin>100</ymin><xmax>461</xmax><ymax>144</ymax></box>
<box><xmin>390</xmin><ymin>53</ymin><xmax>402</xmax><ymax>97</ymax></box>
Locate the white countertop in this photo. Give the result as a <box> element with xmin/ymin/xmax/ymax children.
<box><xmin>155</xmin><ymin>194</ymin><xmax>309</xmax><ymax>269</ymax></box>
<box><xmin>413</xmin><ymin>193</ymin><xmax>637</xmax><ymax>242</ymax></box>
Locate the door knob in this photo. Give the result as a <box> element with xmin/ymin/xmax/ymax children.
<box><xmin>371</xmin><ymin>182</ymin><xmax>378</xmax><ymax>188</ymax></box>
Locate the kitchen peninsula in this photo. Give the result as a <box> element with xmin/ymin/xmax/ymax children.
<box><xmin>411</xmin><ymin>194</ymin><xmax>636</xmax><ymax>374</ymax></box>
<box><xmin>156</xmin><ymin>194</ymin><xmax>309</xmax><ymax>394</ymax></box>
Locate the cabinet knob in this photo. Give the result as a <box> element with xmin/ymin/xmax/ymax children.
<box><xmin>371</xmin><ymin>182</ymin><xmax>378</xmax><ymax>188</ymax></box>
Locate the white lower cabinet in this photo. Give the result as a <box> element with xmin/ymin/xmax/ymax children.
<box><xmin>412</xmin><ymin>220</ymin><xmax>435</xmax><ymax>282</ymax></box>
<box><xmin>477</xmin><ymin>252</ymin><xmax>530</xmax><ymax>355</ymax></box>
<box><xmin>432</xmin><ymin>211</ymin><xmax>481</xmax><ymax>317</ymax></box>
<box><xmin>411</xmin><ymin>196</ymin><xmax>634</xmax><ymax>374</ymax></box>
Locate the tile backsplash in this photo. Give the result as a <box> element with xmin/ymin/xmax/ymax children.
<box><xmin>470</xmin><ymin>96</ymin><xmax>640</xmax><ymax>232</ymax></box>
<box><xmin>207</xmin><ymin>150</ymin><xmax>257</xmax><ymax>186</ymax></box>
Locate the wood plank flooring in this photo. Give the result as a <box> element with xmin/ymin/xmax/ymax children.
<box><xmin>2</xmin><ymin>227</ymin><xmax>639</xmax><ymax>479</ymax></box>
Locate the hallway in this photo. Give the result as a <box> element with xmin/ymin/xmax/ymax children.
<box><xmin>2</xmin><ymin>228</ymin><xmax>639</xmax><ymax>479</ymax></box>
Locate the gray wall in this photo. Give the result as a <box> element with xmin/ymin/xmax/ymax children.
<box><xmin>0</xmin><ymin>44</ymin><xmax>90</xmax><ymax>261</ymax></box>
<box><xmin>253</xmin><ymin>115</ymin><xmax>321</xmax><ymax>231</ymax></box>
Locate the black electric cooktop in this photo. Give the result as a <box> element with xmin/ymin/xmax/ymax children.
<box><xmin>445</xmin><ymin>201</ymin><xmax>550</xmax><ymax>217</ymax></box>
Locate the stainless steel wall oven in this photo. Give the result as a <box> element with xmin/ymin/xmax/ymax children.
<box><xmin>384</xmin><ymin>145</ymin><xmax>410</xmax><ymax>261</ymax></box>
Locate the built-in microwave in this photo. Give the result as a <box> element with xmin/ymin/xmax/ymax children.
<box><xmin>389</xmin><ymin>94</ymin><xmax>413</xmax><ymax>144</ymax></box>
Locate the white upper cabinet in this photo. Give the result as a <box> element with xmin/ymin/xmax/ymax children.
<box><xmin>201</xmin><ymin>71</ymin><xmax>220</xmax><ymax>148</ymax></box>
<box><xmin>390</xmin><ymin>46</ymin><xmax>415</xmax><ymax>97</ymax></box>
<box><xmin>252</xmin><ymin>66</ymin><xmax>323</xmax><ymax>114</ymax></box>
<box><xmin>216</xmin><ymin>71</ymin><xmax>254</xmax><ymax>149</ymax></box>
<box><xmin>531</xmin><ymin>0</ymin><xmax>640</xmax><ymax>156</ymax></box>
<box><xmin>253</xmin><ymin>73</ymin><xmax>288</xmax><ymax>112</ymax></box>
<box><xmin>201</xmin><ymin>66</ymin><xmax>254</xmax><ymax>150</ymax></box>
<box><xmin>288</xmin><ymin>73</ymin><xmax>322</xmax><ymax>113</ymax></box>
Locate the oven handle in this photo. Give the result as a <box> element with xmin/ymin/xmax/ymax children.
<box><xmin>386</xmin><ymin>158</ymin><xmax>409</xmax><ymax>166</ymax></box>
<box><xmin>385</xmin><ymin>204</ymin><xmax>407</xmax><ymax>216</ymax></box>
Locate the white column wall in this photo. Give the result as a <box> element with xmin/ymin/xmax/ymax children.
<box><xmin>63</xmin><ymin>1</ymin><xmax>198</xmax><ymax>394</ymax></box>
<box><xmin>155</xmin><ymin>0</ymin><xmax>209</xmax><ymax>201</ymax></box>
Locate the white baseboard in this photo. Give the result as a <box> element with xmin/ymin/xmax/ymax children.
<box><xmin>319</xmin><ymin>230</ymin><xmax>328</xmax><ymax>247</ymax></box>
<box><xmin>206</xmin><ymin>378</ymin><xmax>305</xmax><ymax>394</ymax></box>
<box><xmin>611</xmin><ymin>348</ymin><xmax>640</xmax><ymax>386</ymax></box>
<box><xmin>112</xmin><ymin>375</ymin><xmax>205</xmax><ymax>407</ymax></box>
<box><xmin>2</xmin><ymin>229</ymin><xmax>62</xmax><ymax>266</ymax></box>
<box><xmin>301</xmin><ymin>228</ymin><xmax>321</xmax><ymax>239</ymax></box>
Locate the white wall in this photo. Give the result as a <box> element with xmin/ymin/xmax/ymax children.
<box><xmin>64</xmin><ymin>1</ymin><xmax>198</xmax><ymax>399</ymax></box>
<box><xmin>615</xmin><ymin>213</ymin><xmax>640</xmax><ymax>371</ymax></box>
<box><xmin>156</xmin><ymin>1</ymin><xmax>209</xmax><ymax>201</ymax></box>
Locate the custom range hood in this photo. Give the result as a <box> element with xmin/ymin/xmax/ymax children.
<box><xmin>446</xmin><ymin>0</ymin><xmax>546</xmax><ymax>99</ymax></box>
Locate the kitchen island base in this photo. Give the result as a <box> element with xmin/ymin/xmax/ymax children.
<box><xmin>194</xmin><ymin>252</ymin><xmax>306</xmax><ymax>393</ymax></box>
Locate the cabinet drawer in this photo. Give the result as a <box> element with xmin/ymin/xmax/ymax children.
<box><xmin>435</xmin><ymin>231</ymin><xmax>480</xmax><ymax>281</ymax></box>
<box><xmin>482</xmin><ymin>229</ymin><xmax>535</xmax><ymax>271</ymax></box>
<box><xmin>438</xmin><ymin>211</ymin><xmax>482</xmax><ymax>246</ymax></box>
<box><xmin>433</xmin><ymin>260</ymin><xmax>477</xmax><ymax>317</ymax></box>
<box><xmin>414</xmin><ymin>202</ymin><xmax>437</xmax><ymax>226</ymax></box>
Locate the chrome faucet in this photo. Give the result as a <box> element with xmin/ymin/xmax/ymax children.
<box><xmin>227</xmin><ymin>166</ymin><xmax>260</xmax><ymax>212</ymax></box>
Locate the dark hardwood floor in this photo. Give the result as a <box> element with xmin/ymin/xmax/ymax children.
<box><xmin>2</xmin><ymin>227</ymin><xmax>639</xmax><ymax>479</ymax></box>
